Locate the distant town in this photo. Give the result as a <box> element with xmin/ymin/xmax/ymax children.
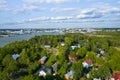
<box><xmin>0</xmin><ymin>28</ymin><xmax>120</xmax><ymax>37</ymax></box>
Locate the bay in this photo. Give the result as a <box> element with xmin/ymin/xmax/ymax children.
<box><xmin>0</xmin><ymin>32</ymin><xmax>60</xmax><ymax>47</ymax></box>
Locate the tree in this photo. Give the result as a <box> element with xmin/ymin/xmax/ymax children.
<box><xmin>58</xmin><ymin>61</ymin><xmax>68</xmax><ymax>79</ymax></box>
<box><xmin>65</xmin><ymin>37</ymin><xmax>73</xmax><ymax>46</ymax></box>
<box><xmin>19</xmin><ymin>49</ymin><xmax>30</xmax><ymax>67</ymax></box>
<box><xmin>6</xmin><ymin>59</ymin><xmax>18</xmax><ymax>73</ymax></box>
<box><xmin>0</xmin><ymin>71</ymin><xmax>10</xmax><ymax>80</ymax></box>
<box><xmin>2</xmin><ymin>54</ymin><xmax>12</xmax><ymax>66</ymax></box>
<box><xmin>45</xmin><ymin>55</ymin><xmax>57</xmax><ymax>66</ymax></box>
<box><xmin>28</xmin><ymin>61</ymin><xmax>40</xmax><ymax>74</ymax></box>
<box><xmin>40</xmin><ymin>49</ymin><xmax>47</xmax><ymax>57</ymax></box>
<box><xmin>0</xmin><ymin>52</ymin><xmax>4</xmax><ymax>62</ymax></box>
<box><xmin>92</xmin><ymin>64</ymin><xmax>111</xmax><ymax>79</ymax></box>
<box><xmin>108</xmin><ymin>47</ymin><xmax>120</xmax><ymax>71</ymax></box>
<box><xmin>20</xmin><ymin>75</ymin><xmax>39</xmax><ymax>80</ymax></box>
<box><xmin>85</xmin><ymin>52</ymin><xmax>96</xmax><ymax>62</ymax></box>
<box><xmin>77</xmin><ymin>47</ymin><xmax>87</xmax><ymax>58</ymax></box>
<box><xmin>71</xmin><ymin>61</ymin><xmax>83</xmax><ymax>80</ymax></box>
<box><xmin>1</xmin><ymin>54</ymin><xmax>19</xmax><ymax>79</ymax></box>
<box><xmin>56</xmin><ymin>52</ymin><xmax>67</xmax><ymax>66</ymax></box>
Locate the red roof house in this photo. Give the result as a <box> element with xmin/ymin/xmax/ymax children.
<box><xmin>85</xmin><ymin>59</ymin><xmax>92</xmax><ymax>64</ymax></box>
<box><xmin>111</xmin><ymin>72</ymin><xmax>120</xmax><ymax>80</ymax></box>
<box><xmin>82</xmin><ymin>59</ymin><xmax>93</xmax><ymax>68</ymax></box>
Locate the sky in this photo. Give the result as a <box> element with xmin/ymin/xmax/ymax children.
<box><xmin>0</xmin><ymin>0</ymin><xmax>120</xmax><ymax>29</ymax></box>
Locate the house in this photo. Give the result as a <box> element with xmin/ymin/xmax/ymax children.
<box><xmin>38</xmin><ymin>66</ymin><xmax>52</xmax><ymax>77</ymax></box>
<box><xmin>97</xmin><ymin>48</ymin><xmax>105</xmax><ymax>55</ymax></box>
<box><xmin>12</xmin><ymin>54</ymin><xmax>20</xmax><ymax>60</ymax></box>
<box><xmin>86</xmin><ymin>73</ymin><xmax>90</xmax><ymax>78</ymax></box>
<box><xmin>98</xmin><ymin>48</ymin><xmax>102</xmax><ymax>52</ymax></box>
<box><xmin>84</xmin><ymin>69</ymin><xmax>91</xmax><ymax>78</ymax></box>
<box><xmin>68</xmin><ymin>55</ymin><xmax>76</xmax><ymax>62</ymax></box>
<box><xmin>68</xmin><ymin>53</ymin><xmax>80</xmax><ymax>62</ymax></box>
<box><xmin>39</xmin><ymin>70</ymin><xmax>46</xmax><ymax>77</ymax></box>
<box><xmin>52</xmin><ymin>63</ymin><xmax>58</xmax><ymax>75</ymax></box>
<box><xmin>52</xmin><ymin>63</ymin><xmax>58</xmax><ymax>72</ymax></box>
<box><xmin>96</xmin><ymin>53</ymin><xmax>101</xmax><ymax>58</ymax></box>
<box><xmin>67</xmin><ymin>62</ymin><xmax>72</xmax><ymax>66</ymax></box>
<box><xmin>71</xmin><ymin>44</ymin><xmax>81</xmax><ymax>50</ymax></box>
<box><xmin>111</xmin><ymin>72</ymin><xmax>120</xmax><ymax>80</ymax></box>
<box><xmin>77</xmin><ymin>44</ymin><xmax>81</xmax><ymax>48</ymax></box>
<box><xmin>71</xmin><ymin>46</ymin><xmax>77</xmax><ymax>50</ymax></box>
<box><xmin>75</xmin><ymin>53</ymin><xmax>80</xmax><ymax>59</ymax></box>
<box><xmin>82</xmin><ymin>59</ymin><xmax>93</xmax><ymax>68</ymax></box>
<box><xmin>40</xmin><ymin>56</ymin><xmax>47</xmax><ymax>64</ymax></box>
<box><xmin>65</xmin><ymin>71</ymin><xmax>74</xmax><ymax>80</ymax></box>
<box><xmin>44</xmin><ymin>44</ymin><xmax>51</xmax><ymax>48</ymax></box>
<box><xmin>100</xmin><ymin>50</ymin><xmax>105</xmax><ymax>55</ymax></box>
<box><xmin>61</xmin><ymin>42</ymin><xmax>65</xmax><ymax>46</ymax></box>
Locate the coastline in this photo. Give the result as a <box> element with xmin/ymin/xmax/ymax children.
<box><xmin>0</xmin><ymin>32</ymin><xmax>61</xmax><ymax>47</ymax></box>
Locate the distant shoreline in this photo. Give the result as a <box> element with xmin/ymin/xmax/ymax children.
<box><xmin>0</xmin><ymin>32</ymin><xmax>60</xmax><ymax>48</ymax></box>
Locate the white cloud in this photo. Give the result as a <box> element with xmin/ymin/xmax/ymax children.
<box><xmin>24</xmin><ymin>17</ymin><xmax>50</xmax><ymax>22</ymax></box>
<box><xmin>14</xmin><ymin>4</ymin><xmax>46</xmax><ymax>13</ymax></box>
<box><xmin>0</xmin><ymin>0</ymin><xmax>9</xmax><ymax>11</ymax></box>
<box><xmin>23</xmin><ymin>4</ymin><xmax>40</xmax><ymax>10</ymax></box>
<box><xmin>97</xmin><ymin>5</ymin><xmax>120</xmax><ymax>14</ymax></box>
<box><xmin>15</xmin><ymin>6</ymin><xmax>79</xmax><ymax>14</ymax></box>
<box><xmin>0</xmin><ymin>0</ymin><xmax>6</xmax><ymax>3</ymax></box>
<box><xmin>92</xmin><ymin>3</ymin><xmax>120</xmax><ymax>14</ymax></box>
<box><xmin>24</xmin><ymin>0</ymin><xmax>79</xmax><ymax>4</ymax></box>
<box><xmin>76</xmin><ymin>3</ymin><xmax>120</xmax><ymax>19</ymax></box>
<box><xmin>0</xmin><ymin>4</ymin><xmax>9</xmax><ymax>11</ymax></box>
<box><xmin>76</xmin><ymin>8</ymin><xmax>103</xmax><ymax>19</ymax></box>
<box><xmin>50</xmin><ymin>8</ymin><xmax>78</xmax><ymax>13</ymax></box>
<box><xmin>51</xmin><ymin>16</ymin><xmax>73</xmax><ymax>20</ymax></box>
<box><xmin>23</xmin><ymin>16</ymin><xmax>73</xmax><ymax>23</ymax></box>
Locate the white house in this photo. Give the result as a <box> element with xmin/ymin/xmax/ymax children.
<box><xmin>86</xmin><ymin>73</ymin><xmax>90</xmax><ymax>78</ymax></box>
<box><xmin>39</xmin><ymin>70</ymin><xmax>46</xmax><ymax>77</ymax></box>
<box><xmin>61</xmin><ymin>42</ymin><xmax>65</xmax><ymax>46</ymax></box>
<box><xmin>12</xmin><ymin>54</ymin><xmax>20</xmax><ymax>60</ymax></box>
<box><xmin>71</xmin><ymin>46</ymin><xmax>76</xmax><ymax>50</ymax></box>
<box><xmin>100</xmin><ymin>50</ymin><xmax>105</xmax><ymax>55</ymax></box>
<box><xmin>71</xmin><ymin>44</ymin><xmax>81</xmax><ymax>50</ymax></box>
<box><xmin>38</xmin><ymin>66</ymin><xmax>52</xmax><ymax>77</ymax></box>
<box><xmin>44</xmin><ymin>44</ymin><xmax>51</xmax><ymax>48</ymax></box>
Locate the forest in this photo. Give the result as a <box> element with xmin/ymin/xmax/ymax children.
<box><xmin>0</xmin><ymin>31</ymin><xmax>120</xmax><ymax>80</ymax></box>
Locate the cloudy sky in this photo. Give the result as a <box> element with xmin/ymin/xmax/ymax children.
<box><xmin>0</xmin><ymin>0</ymin><xmax>120</xmax><ymax>29</ymax></box>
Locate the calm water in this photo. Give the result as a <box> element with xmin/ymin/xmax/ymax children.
<box><xmin>0</xmin><ymin>32</ymin><xmax>60</xmax><ymax>47</ymax></box>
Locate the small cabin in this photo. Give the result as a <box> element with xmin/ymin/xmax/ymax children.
<box><xmin>71</xmin><ymin>44</ymin><xmax>81</xmax><ymax>50</ymax></box>
<box><xmin>65</xmin><ymin>71</ymin><xmax>74</xmax><ymax>80</ymax></box>
<box><xmin>12</xmin><ymin>54</ymin><xmax>20</xmax><ymax>60</ymax></box>
<box><xmin>61</xmin><ymin>42</ymin><xmax>65</xmax><ymax>46</ymax></box>
<box><xmin>44</xmin><ymin>44</ymin><xmax>51</xmax><ymax>48</ymax></box>
<box><xmin>39</xmin><ymin>67</ymin><xmax>52</xmax><ymax>77</ymax></box>
<box><xmin>40</xmin><ymin>56</ymin><xmax>47</xmax><ymax>64</ymax></box>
